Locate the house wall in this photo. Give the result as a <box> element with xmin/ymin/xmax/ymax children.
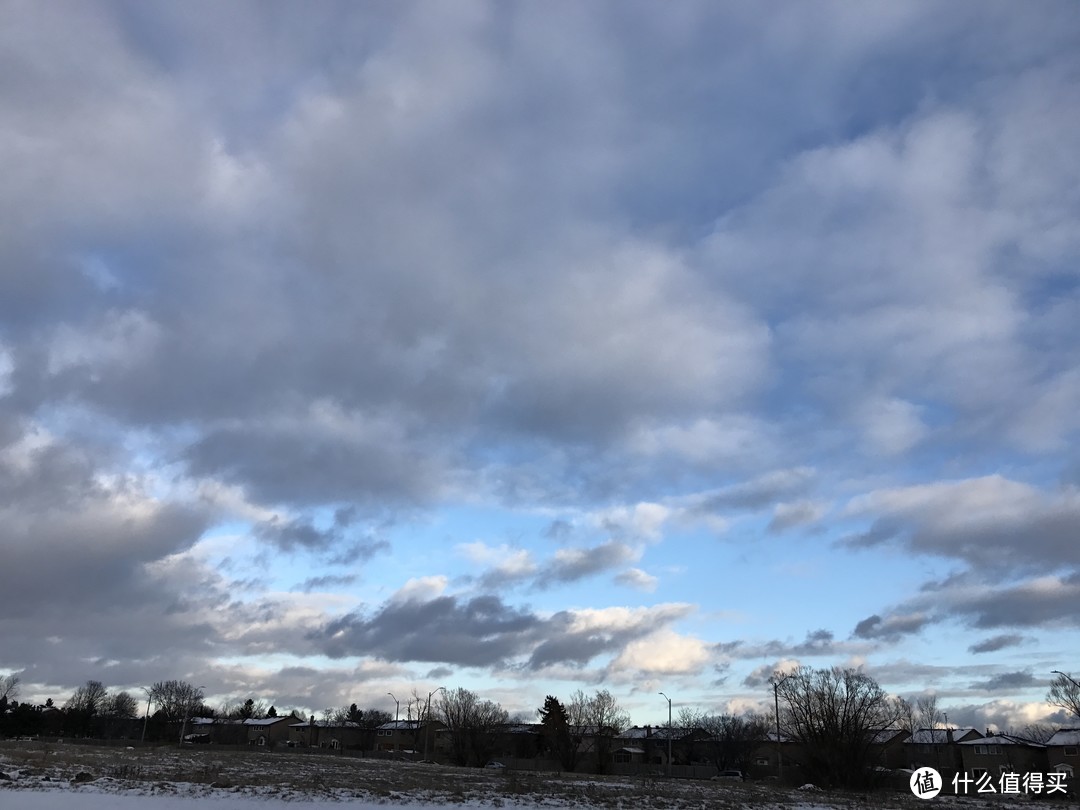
<box><xmin>959</xmin><ymin>743</ymin><xmax>1048</xmax><ymax>780</ymax></box>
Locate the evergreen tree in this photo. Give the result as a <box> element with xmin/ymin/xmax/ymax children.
<box><xmin>538</xmin><ymin>695</ymin><xmax>577</xmax><ymax>772</ymax></box>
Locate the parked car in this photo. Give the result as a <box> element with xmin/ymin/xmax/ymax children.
<box><xmin>712</xmin><ymin>769</ymin><xmax>745</xmax><ymax>781</ymax></box>
<box><xmin>484</xmin><ymin>761</ymin><xmax>506</xmax><ymax>769</ymax></box>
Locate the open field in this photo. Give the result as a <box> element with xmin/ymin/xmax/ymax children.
<box><xmin>0</xmin><ymin>741</ymin><xmax>1072</xmax><ymax>809</ymax></box>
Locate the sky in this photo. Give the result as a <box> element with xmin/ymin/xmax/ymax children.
<box><xmin>1</xmin><ymin>0</ymin><xmax>1079</xmax><ymax>732</ymax></box>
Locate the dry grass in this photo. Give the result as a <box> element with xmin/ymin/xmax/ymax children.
<box><xmin>0</xmin><ymin>741</ymin><xmax>1074</xmax><ymax>808</ymax></box>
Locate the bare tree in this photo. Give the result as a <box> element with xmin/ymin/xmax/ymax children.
<box><xmin>149</xmin><ymin>680</ymin><xmax>205</xmax><ymax>722</ymax></box>
<box><xmin>899</xmin><ymin>694</ymin><xmax>943</xmax><ymax>733</ymax></box>
<box><xmin>1048</xmin><ymin>671</ymin><xmax>1080</xmax><ymax>721</ymax></box>
<box><xmin>776</xmin><ymin>666</ymin><xmax>904</xmax><ymax>789</ymax></box>
<box><xmin>437</xmin><ymin>687</ymin><xmax>479</xmax><ymax>766</ymax></box>
<box><xmin>468</xmin><ymin>699</ymin><xmax>509</xmax><ymax>767</ymax></box>
<box><xmin>103</xmin><ymin>691</ymin><xmax>139</xmax><ymax>719</ymax></box>
<box><xmin>435</xmin><ymin>687</ymin><xmax>510</xmax><ymax>766</ymax></box>
<box><xmin>917</xmin><ymin>695</ymin><xmax>942</xmax><ymax>730</ymax></box>
<box><xmin>66</xmin><ymin>680</ymin><xmax>109</xmax><ymax>715</ymax></box>
<box><xmin>697</xmin><ymin>712</ymin><xmax>769</xmax><ymax>771</ymax></box>
<box><xmin>0</xmin><ymin>674</ymin><xmax>20</xmax><ymax>702</ymax></box>
<box><xmin>1014</xmin><ymin>723</ymin><xmax>1056</xmax><ymax>744</ymax></box>
<box><xmin>578</xmin><ymin>689</ymin><xmax>629</xmax><ymax>774</ymax></box>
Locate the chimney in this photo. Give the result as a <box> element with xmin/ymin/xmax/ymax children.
<box><xmin>646</xmin><ymin>725</ymin><xmax>651</xmax><ymax>737</ymax></box>
<box><xmin>946</xmin><ymin>727</ymin><xmax>954</xmax><ymax>744</ymax></box>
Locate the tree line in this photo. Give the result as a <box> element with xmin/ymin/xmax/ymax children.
<box><xmin>2</xmin><ymin>666</ymin><xmax>1077</xmax><ymax>785</ymax></box>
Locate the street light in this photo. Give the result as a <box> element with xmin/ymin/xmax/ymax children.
<box><xmin>423</xmin><ymin>686</ymin><xmax>445</xmax><ymax>761</ymax></box>
<box><xmin>1052</xmin><ymin>670</ymin><xmax>1080</xmax><ymax>689</ymax></box>
<box><xmin>659</xmin><ymin>692</ymin><xmax>672</xmax><ymax>777</ymax></box>
<box><xmin>769</xmin><ymin>673</ymin><xmax>790</xmax><ymax>783</ymax></box>
<box><xmin>388</xmin><ymin>692</ymin><xmax>400</xmax><ymax>723</ymax></box>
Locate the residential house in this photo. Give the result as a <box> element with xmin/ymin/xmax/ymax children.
<box><xmin>287</xmin><ymin>717</ymin><xmax>364</xmax><ymax>749</ymax></box>
<box><xmin>750</xmin><ymin>730</ymin><xmax>806</xmax><ymax>782</ymax></box>
<box><xmin>957</xmin><ymin>733</ymin><xmax>1049</xmax><ymax>784</ymax></box>
<box><xmin>1045</xmin><ymin>728</ymin><xmax>1079</xmax><ymax>782</ymax></box>
<box><xmin>615</xmin><ymin>726</ymin><xmax>712</xmax><ymax>768</ymax></box>
<box><xmin>905</xmin><ymin>727</ymin><xmax>982</xmax><ymax>780</ymax></box>
<box><xmin>489</xmin><ymin>723</ymin><xmax>543</xmax><ymax>761</ymax></box>
<box><xmin>186</xmin><ymin>716</ymin><xmax>294</xmax><ymax>746</ymax></box>
<box><xmin>242</xmin><ymin>716</ymin><xmax>294</xmax><ymax>747</ymax></box>
<box><xmin>374</xmin><ymin>719</ymin><xmax>444</xmax><ymax>757</ymax></box>
<box><xmin>869</xmin><ymin>728</ymin><xmax>911</xmax><ymax>771</ymax></box>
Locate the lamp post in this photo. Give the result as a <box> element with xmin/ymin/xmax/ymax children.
<box><xmin>388</xmin><ymin>692</ymin><xmax>400</xmax><ymax>723</ymax></box>
<box><xmin>659</xmin><ymin>692</ymin><xmax>672</xmax><ymax>777</ymax></box>
<box><xmin>770</xmin><ymin>673</ymin><xmax>790</xmax><ymax>783</ymax></box>
<box><xmin>423</xmin><ymin>686</ymin><xmax>445</xmax><ymax>761</ymax></box>
<box><xmin>1052</xmin><ymin>670</ymin><xmax>1080</xmax><ymax>689</ymax></box>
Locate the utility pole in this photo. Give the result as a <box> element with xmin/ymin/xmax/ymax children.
<box><xmin>770</xmin><ymin>673</ymin><xmax>790</xmax><ymax>783</ymax></box>
<box><xmin>423</xmin><ymin>686</ymin><xmax>445</xmax><ymax>761</ymax></box>
<box><xmin>659</xmin><ymin>692</ymin><xmax>672</xmax><ymax>777</ymax></box>
<box><xmin>140</xmin><ymin>687</ymin><xmax>153</xmax><ymax>744</ymax></box>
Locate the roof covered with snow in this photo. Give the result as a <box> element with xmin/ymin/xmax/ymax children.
<box><xmin>959</xmin><ymin>734</ymin><xmax>1044</xmax><ymax>748</ymax></box>
<box><xmin>377</xmin><ymin>720</ymin><xmax>424</xmax><ymax>730</ymax></box>
<box><xmin>1047</xmin><ymin>728</ymin><xmax>1080</xmax><ymax>746</ymax></box>
<box><xmin>907</xmin><ymin>728</ymin><xmax>981</xmax><ymax>744</ymax></box>
<box><xmin>619</xmin><ymin>725</ymin><xmax>696</xmax><ymax>740</ymax></box>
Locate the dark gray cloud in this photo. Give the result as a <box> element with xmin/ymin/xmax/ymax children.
<box><xmin>956</xmin><ymin>572</ymin><xmax>1080</xmax><ymax>630</ymax></box>
<box><xmin>683</xmin><ymin>468</ymin><xmax>816</xmax><ymax>515</ymax></box>
<box><xmin>255</xmin><ymin>512</ymin><xmax>389</xmax><ymax>561</ymax></box>
<box><xmin>716</xmin><ymin>629</ymin><xmax>858</xmax><ymax>662</ymax></box>
<box><xmin>844</xmin><ymin>477</ymin><xmax>1080</xmax><ymax>574</ymax></box>
<box><xmin>968</xmin><ymin>634</ymin><xmax>1025</xmax><ymax>654</ymax></box>
<box><xmin>533</xmin><ymin>541</ymin><xmax>639</xmax><ymax>590</ymax></box>
<box><xmin>852</xmin><ymin>612</ymin><xmax>932</xmax><ymax>641</ymax></box>
<box><xmin>292</xmin><ymin>574</ymin><xmax>358</xmax><ymax>593</ymax></box>
<box><xmin>314</xmin><ymin>594</ymin><xmax>541</xmax><ymax>667</ymax></box>
<box><xmin>969</xmin><ymin>671</ymin><xmax>1035</xmax><ymax>693</ymax></box>
<box><xmin>312</xmin><ymin>591</ymin><xmax>692</xmax><ymax>673</ymax></box>
<box><xmin>0</xmin><ymin>433</ymin><xmax>212</xmax><ymax>621</ymax></box>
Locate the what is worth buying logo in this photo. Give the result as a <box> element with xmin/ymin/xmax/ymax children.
<box><xmin>910</xmin><ymin>767</ymin><xmax>942</xmax><ymax>799</ymax></box>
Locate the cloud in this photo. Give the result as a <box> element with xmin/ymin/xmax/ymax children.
<box><xmin>316</xmin><ymin>593</ymin><xmax>540</xmax><ymax>668</ymax></box>
<box><xmin>768</xmin><ymin>500</ymin><xmax>827</xmax><ymax>532</ymax></box>
<box><xmin>682</xmin><ymin>468</ymin><xmax>817</xmax><ymax>514</ymax></box>
<box><xmin>969</xmin><ymin>671</ymin><xmax>1036</xmax><ymax>693</ymax></box>
<box><xmin>535</xmin><ymin>541</ymin><xmax>641</xmax><ymax>589</ymax></box>
<box><xmin>2</xmin><ymin>1</ymin><xmax>1079</xmax><ymax>721</ymax></box>
<box><xmin>527</xmin><ymin>603</ymin><xmax>696</xmax><ymax>671</ymax></box>
<box><xmin>292</xmin><ymin>574</ymin><xmax>358</xmax><ymax>593</ymax></box>
<box><xmin>460</xmin><ymin>539</ymin><xmax>642</xmax><ymax>592</ymax></box>
<box><xmin>458</xmin><ymin>542</ymin><xmax>538</xmax><ymax>589</ymax></box>
<box><xmin>255</xmin><ymin>509</ymin><xmax>387</xmax><ymax>561</ymax></box>
<box><xmin>716</xmin><ymin>629</ymin><xmax>867</xmax><ymax>662</ymax></box>
<box><xmin>968</xmin><ymin>634</ymin><xmax>1025</xmax><ymax>655</ymax></box>
<box><xmin>614</xmin><ymin>568</ymin><xmax>658</xmax><ymax>593</ymax></box>
<box><xmin>609</xmin><ymin>629</ymin><xmax>710</xmax><ymax>677</ymax></box>
<box><xmin>843</xmin><ymin>476</ymin><xmax>1080</xmax><ymax>573</ymax></box>
<box><xmin>852</xmin><ymin>612</ymin><xmax>932</xmax><ymax>641</ymax></box>
<box><xmin>743</xmin><ymin>659</ymin><xmax>800</xmax><ymax>688</ymax></box>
